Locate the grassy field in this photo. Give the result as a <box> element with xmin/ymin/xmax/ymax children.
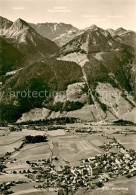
<box><xmin>0</xmin><ymin>124</ymin><xmax>136</xmax><ymax>194</ymax></box>
<box><xmin>85</xmin><ymin>176</ymin><xmax>136</xmax><ymax>195</ymax></box>
<box><xmin>47</xmin><ymin>134</ymin><xmax>104</xmax><ymax>166</ymax></box>
<box><xmin>10</xmin><ymin>142</ymin><xmax>51</xmax><ymax>162</ymax></box>
<box><xmin>114</xmin><ymin>134</ymin><xmax>136</xmax><ymax>150</ymax></box>
<box><xmin>11</xmin><ymin>182</ymin><xmax>57</xmax><ymax>195</ymax></box>
<box><xmin>0</xmin><ymin>129</ymin><xmax>46</xmax><ymax>156</ymax></box>
<box><xmin>46</xmin><ymin>129</ymin><xmax>66</xmax><ymax>136</ymax></box>
<box><xmin>0</xmin><ymin>174</ymin><xmax>29</xmax><ymax>183</ymax></box>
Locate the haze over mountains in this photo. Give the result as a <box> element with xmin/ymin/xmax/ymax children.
<box><xmin>0</xmin><ymin>16</ymin><xmax>136</xmax><ymax>123</ymax></box>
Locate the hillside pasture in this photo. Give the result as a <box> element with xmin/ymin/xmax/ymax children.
<box><xmin>10</xmin><ymin>142</ymin><xmax>50</xmax><ymax>162</ymax></box>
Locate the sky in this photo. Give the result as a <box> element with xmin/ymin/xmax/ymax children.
<box><xmin>0</xmin><ymin>0</ymin><xmax>136</xmax><ymax>31</ymax></box>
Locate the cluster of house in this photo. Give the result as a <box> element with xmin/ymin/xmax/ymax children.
<box><xmin>1</xmin><ymin>133</ymin><xmax>136</xmax><ymax>194</ymax></box>
<box><xmin>22</xmin><ymin>145</ymin><xmax>136</xmax><ymax>193</ymax></box>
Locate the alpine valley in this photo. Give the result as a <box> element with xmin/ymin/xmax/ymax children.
<box><xmin>0</xmin><ymin>16</ymin><xmax>136</xmax><ymax>124</ymax></box>
<box><xmin>0</xmin><ymin>16</ymin><xmax>136</xmax><ymax>195</ymax></box>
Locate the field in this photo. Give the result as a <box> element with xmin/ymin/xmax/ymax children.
<box><xmin>49</xmin><ymin>134</ymin><xmax>104</xmax><ymax>167</ymax></box>
<box><xmin>0</xmin><ymin>174</ymin><xmax>29</xmax><ymax>183</ymax></box>
<box><xmin>113</xmin><ymin>134</ymin><xmax>136</xmax><ymax>150</ymax></box>
<box><xmin>10</xmin><ymin>142</ymin><xmax>51</xmax><ymax>162</ymax></box>
<box><xmin>10</xmin><ymin>182</ymin><xmax>58</xmax><ymax>195</ymax></box>
<box><xmin>0</xmin><ymin>129</ymin><xmax>46</xmax><ymax>156</ymax></box>
<box><xmin>85</xmin><ymin>176</ymin><xmax>136</xmax><ymax>195</ymax></box>
<box><xmin>0</xmin><ymin>123</ymin><xmax>136</xmax><ymax>195</ymax></box>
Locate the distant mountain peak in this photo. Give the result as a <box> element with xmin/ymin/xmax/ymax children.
<box><xmin>107</xmin><ymin>28</ymin><xmax>114</xmax><ymax>32</ymax></box>
<box><xmin>84</xmin><ymin>24</ymin><xmax>100</xmax><ymax>32</ymax></box>
<box><xmin>29</xmin><ymin>22</ymin><xmax>79</xmax><ymax>46</ymax></box>
<box><xmin>116</xmin><ymin>27</ymin><xmax>126</xmax><ymax>31</ymax></box>
<box><xmin>114</xmin><ymin>27</ymin><xmax>127</xmax><ymax>36</ymax></box>
<box><xmin>89</xmin><ymin>24</ymin><xmax>99</xmax><ymax>30</ymax></box>
<box><xmin>13</xmin><ymin>18</ymin><xmax>30</xmax><ymax>30</ymax></box>
<box><xmin>15</xmin><ymin>18</ymin><xmax>28</xmax><ymax>24</ymax></box>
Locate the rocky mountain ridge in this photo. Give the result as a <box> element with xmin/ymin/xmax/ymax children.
<box><xmin>0</xmin><ymin>17</ymin><xmax>136</xmax><ymax>123</ymax></box>
<box><xmin>0</xmin><ymin>16</ymin><xmax>59</xmax><ymax>68</ymax></box>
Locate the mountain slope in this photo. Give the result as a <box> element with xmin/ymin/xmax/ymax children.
<box><xmin>0</xmin><ymin>19</ymin><xmax>135</xmax><ymax>123</ymax></box>
<box><xmin>30</xmin><ymin>22</ymin><xmax>78</xmax><ymax>40</ymax></box>
<box><xmin>107</xmin><ymin>27</ymin><xmax>136</xmax><ymax>52</ymax></box>
<box><xmin>59</xmin><ymin>25</ymin><xmax>123</xmax><ymax>55</ymax></box>
<box><xmin>58</xmin><ymin>25</ymin><xmax>135</xmax><ymax>92</ymax></box>
<box><xmin>0</xmin><ymin>59</ymin><xmax>83</xmax><ymax>122</ymax></box>
<box><xmin>30</xmin><ymin>22</ymin><xmax>80</xmax><ymax>46</ymax></box>
<box><xmin>0</xmin><ymin>17</ymin><xmax>59</xmax><ymax>63</ymax></box>
<box><xmin>0</xmin><ymin>16</ymin><xmax>13</xmax><ymax>31</ymax></box>
<box><xmin>0</xmin><ymin>38</ymin><xmax>24</xmax><ymax>75</ymax></box>
<box><xmin>113</xmin><ymin>27</ymin><xmax>127</xmax><ymax>36</ymax></box>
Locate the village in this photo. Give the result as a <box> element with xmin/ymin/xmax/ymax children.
<box><xmin>0</xmin><ymin>130</ymin><xmax>136</xmax><ymax>195</ymax></box>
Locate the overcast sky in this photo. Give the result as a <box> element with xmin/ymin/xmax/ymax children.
<box><xmin>0</xmin><ymin>0</ymin><xmax>136</xmax><ymax>31</ymax></box>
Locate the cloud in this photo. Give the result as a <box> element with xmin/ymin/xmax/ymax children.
<box><xmin>107</xmin><ymin>15</ymin><xmax>124</xmax><ymax>18</ymax></box>
<box><xmin>47</xmin><ymin>7</ymin><xmax>71</xmax><ymax>13</ymax></box>
<box><xmin>13</xmin><ymin>7</ymin><xmax>25</xmax><ymax>10</ymax></box>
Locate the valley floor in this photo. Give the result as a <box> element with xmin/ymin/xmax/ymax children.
<box><xmin>0</xmin><ymin>123</ymin><xmax>136</xmax><ymax>195</ymax></box>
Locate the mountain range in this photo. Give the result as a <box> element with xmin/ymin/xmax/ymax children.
<box><xmin>0</xmin><ymin>17</ymin><xmax>59</xmax><ymax>68</ymax></box>
<box><xmin>29</xmin><ymin>22</ymin><xmax>80</xmax><ymax>46</ymax></box>
<box><xmin>0</xmin><ymin>16</ymin><xmax>136</xmax><ymax>123</ymax></box>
